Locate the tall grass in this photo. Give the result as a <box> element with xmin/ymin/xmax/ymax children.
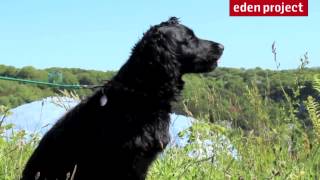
<box><xmin>148</xmin><ymin>45</ymin><xmax>320</xmax><ymax>179</ymax></box>
<box><xmin>148</xmin><ymin>78</ymin><xmax>320</xmax><ymax>179</ymax></box>
<box><xmin>0</xmin><ymin>106</ymin><xmax>38</xmax><ymax>180</ymax></box>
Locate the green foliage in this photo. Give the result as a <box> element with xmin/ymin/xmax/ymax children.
<box><xmin>0</xmin><ymin>105</ymin><xmax>39</xmax><ymax>180</ymax></box>
<box><xmin>149</xmin><ymin>52</ymin><xmax>320</xmax><ymax>179</ymax></box>
<box><xmin>0</xmin><ymin>130</ymin><xmax>38</xmax><ymax>180</ymax></box>
<box><xmin>17</xmin><ymin>66</ymin><xmax>48</xmax><ymax>81</ymax></box>
<box><xmin>305</xmin><ymin>75</ymin><xmax>320</xmax><ymax>141</ymax></box>
<box><xmin>313</xmin><ymin>74</ymin><xmax>320</xmax><ymax>92</ymax></box>
<box><xmin>148</xmin><ymin>129</ymin><xmax>320</xmax><ymax>179</ymax></box>
<box><xmin>1</xmin><ymin>63</ymin><xmax>320</xmax><ymax>179</ymax></box>
<box><xmin>148</xmin><ymin>69</ymin><xmax>320</xmax><ymax>179</ymax></box>
<box><xmin>0</xmin><ymin>65</ymin><xmax>116</xmax><ymax>108</ymax></box>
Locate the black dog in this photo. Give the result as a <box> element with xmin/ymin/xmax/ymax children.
<box><xmin>22</xmin><ymin>17</ymin><xmax>224</xmax><ymax>180</ymax></box>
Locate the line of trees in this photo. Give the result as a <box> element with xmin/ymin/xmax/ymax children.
<box><xmin>0</xmin><ymin>64</ymin><xmax>319</xmax><ymax>131</ymax></box>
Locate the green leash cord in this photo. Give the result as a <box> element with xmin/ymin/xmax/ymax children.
<box><xmin>0</xmin><ymin>75</ymin><xmax>92</xmax><ymax>89</ymax></box>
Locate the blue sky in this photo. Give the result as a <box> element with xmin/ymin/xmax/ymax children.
<box><xmin>0</xmin><ymin>1</ymin><xmax>319</xmax><ymax>71</ymax></box>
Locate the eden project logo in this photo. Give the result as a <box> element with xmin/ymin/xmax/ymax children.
<box><xmin>230</xmin><ymin>0</ymin><xmax>308</xmax><ymax>16</ymax></box>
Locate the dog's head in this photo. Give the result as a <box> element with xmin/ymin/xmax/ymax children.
<box><xmin>143</xmin><ymin>17</ymin><xmax>224</xmax><ymax>74</ymax></box>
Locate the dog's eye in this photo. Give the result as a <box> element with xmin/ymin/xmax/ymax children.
<box><xmin>182</xmin><ymin>35</ymin><xmax>196</xmax><ymax>45</ymax></box>
<box><xmin>189</xmin><ymin>36</ymin><xmax>194</xmax><ymax>40</ymax></box>
<box><xmin>182</xmin><ymin>39</ymin><xmax>189</xmax><ymax>45</ymax></box>
<box><xmin>185</xmin><ymin>36</ymin><xmax>194</xmax><ymax>42</ymax></box>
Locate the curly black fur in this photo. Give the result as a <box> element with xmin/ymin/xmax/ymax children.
<box><xmin>22</xmin><ymin>17</ymin><xmax>224</xmax><ymax>180</ymax></box>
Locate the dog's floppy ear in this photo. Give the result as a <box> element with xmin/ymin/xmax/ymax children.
<box><xmin>142</xmin><ymin>27</ymin><xmax>181</xmax><ymax>80</ymax></box>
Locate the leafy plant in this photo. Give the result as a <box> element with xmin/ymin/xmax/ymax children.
<box><xmin>305</xmin><ymin>75</ymin><xmax>320</xmax><ymax>141</ymax></box>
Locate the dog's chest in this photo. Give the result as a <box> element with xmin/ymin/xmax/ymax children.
<box><xmin>121</xmin><ymin>112</ymin><xmax>171</xmax><ymax>151</ymax></box>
